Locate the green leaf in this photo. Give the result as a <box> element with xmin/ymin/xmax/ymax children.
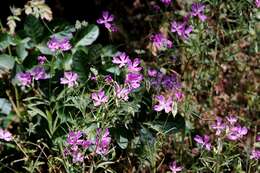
<box><xmin>101</xmin><ymin>45</ymin><xmax>117</xmax><ymax>58</ymax></box>
<box><xmin>106</xmin><ymin>67</ymin><xmax>120</xmax><ymax>76</ymax></box>
<box><xmin>0</xmin><ymin>98</ymin><xmax>12</xmax><ymax>115</ymax></box>
<box><xmin>0</xmin><ymin>33</ymin><xmax>15</xmax><ymax>51</ymax></box>
<box><xmin>74</xmin><ymin>25</ymin><xmax>99</xmax><ymax>48</ymax></box>
<box><xmin>16</xmin><ymin>38</ymin><xmax>30</xmax><ymax>61</ymax></box>
<box><xmin>0</xmin><ymin>54</ymin><xmax>15</xmax><ymax>71</ymax></box>
<box><xmin>72</xmin><ymin>48</ymin><xmax>89</xmax><ymax>81</ymax></box>
<box><xmin>24</xmin><ymin>15</ymin><xmax>44</xmax><ymax>43</ymax></box>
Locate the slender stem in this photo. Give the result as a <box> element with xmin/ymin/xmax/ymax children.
<box><xmin>6</xmin><ymin>90</ymin><xmax>21</xmax><ymax>118</ymax></box>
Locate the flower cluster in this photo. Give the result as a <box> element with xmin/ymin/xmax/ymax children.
<box><xmin>171</xmin><ymin>20</ymin><xmax>193</xmax><ymax>40</ymax></box>
<box><xmin>97</xmin><ymin>11</ymin><xmax>117</xmax><ymax>32</ymax></box>
<box><xmin>60</xmin><ymin>71</ymin><xmax>78</xmax><ymax>88</ymax></box>
<box><xmin>194</xmin><ymin>135</ymin><xmax>211</xmax><ymax>151</ymax></box>
<box><xmin>17</xmin><ymin>66</ymin><xmax>47</xmax><ymax>86</ymax></box>
<box><xmin>150</xmin><ymin>33</ymin><xmax>172</xmax><ymax>51</ymax></box>
<box><xmin>64</xmin><ymin>128</ymin><xmax>111</xmax><ymax>163</ymax></box>
<box><xmin>47</xmin><ymin>36</ymin><xmax>72</xmax><ymax>52</ymax></box>
<box><xmin>0</xmin><ymin>128</ymin><xmax>12</xmax><ymax>141</ymax></box>
<box><xmin>91</xmin><ymin>90</ymin><xmax>108</xmax><ymax>106</ymax></box>
<box><xmin>190</xmin><ymin>3</ymin><xmax>207</xmax><ymax>21</ymax></box>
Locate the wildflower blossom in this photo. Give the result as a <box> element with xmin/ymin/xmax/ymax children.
<box><xmin>250</xmin><ymin>149</ymin><xmax>260</xmax><ymax>160</ymax></box>
<box><xmin>72</xmin><ymin>152</ymin><xmax>84</xmax><ymax>163</ymax></box>
<box><xmin>67</xmin><ymin>131</ymin><xmax>83</xmax><ymax>146</ymax></box>
<box><xmin>97</xmin><ymin>11</ymin><xmax>117</xmax><ymax>32</ymax></box>
<box><xmin>60</xmin><ymin>71</ymin><xmax>78</xmax><ymax>87</ymax></box>
<box><xmin>171</xmin><ymin>21</ymin><xmax>193</xmax><ymax>39</ymax></box>
<box><xmin>104</xmin><ymin>75</ymin><xmax>113</xmax><ymax>84</ymax></box>
<box><xmin>127</xmin><ymin>58</ymin><xmax>142</xmax><ymax>73</ymax></box>
<box><xmin>256</xmin><ymin>135</ymin><xmax>260</xmax><ymax>142</ymax></box>
<box><xmin>115</xmin><ymin>83</ymin><xmax>130</xmax><ymax>101</ymax></box>
<box><xmin>91</xmin><ymin>90</ymin><xmax>108</xmax><ymax>106</ymax></box>
<box><xmin>154</xmin><ymin>95</ymin><xmax>173</xmax><ymax>113</ymax></box>
<box><xmin>169</xmin><ymin>161</ymin><xmax>183</xmax><ymax>173</ymax></box>
<box><xmin>211</xmin><ymin>117</ymin><xmax>226</xmax><ymax>136</ymax></box>
<box><xmin>194</xmin><ymin>135</ymin><xmax>211</xmax><ymax>151</ymax></box>
<box><xmin>162</xmin><ymin>74</ymin><xmax>181</xmax><ymax>90</ymax></box>
<box><xmin>174</xmin><ymin>91</ymin><xmax>184</xmax><ymax>102</ymax></box>
<box><xmin>125</xmin><ymin>73</ymin><xmax>143</xmax><ymax>89</ymax></box>
<box><xmin>161</xmin><ymin>0</ymin><xmax>172</xmax><ymax>6</ymax></box>
<box><xmin>148</xmin><ymin>68</ymin><xmax>157</xmax><ymax>77</ymax></box>
<box><xmin>227</xmin><ymin>125</ymin><xmax>248</xmax><ymax>141</ymax></box>
<box><xmin>17</xmin><ymin>72</ymin><xmax>32</xmax><ymax>86</ymax></box>
<box><xmin>226</xmin><ymin>115</ymin><xmax>237</xmax><ymax>125</ymax></box>
<box><xmin>0</xmin><ymin>128</ymin><xmax>12</xmax><ymax>141</ymax></box>
<box><xmin>190</xmin><ymin>3</ymin><xmax>207</xmax><ymax>21</ymax></box>
<box><xmin>31</xmin><ymin>66</ymin><xmax>47</xmax><ymax>80</ymax></box>
<box><xmin>47</xmin><ymin>36</ymin><xmax>72</xmax><ymax>52</ymax></box>
<box><xmin>256</xmin><ymin>0</ymin><xmax>260</xmax><ymax>8</ymax></box>
<box><xmin>112</xmin><ymin>52</ymin><xmax>130</xmax><ymax>68</ymax></box>
<box><xmin>96</xmin><ymin>128</ymin><xmax>111</xmax><ymax>155</ymax></box>
<box><xmin>37</xmin><ymin>55</ymin><xmax>47</xmax><ymax>64</ymax></box>
<box><xmin>150</xmin><ymin>33</ymin><xmax>172</xmax><ymax>50</ymax></box>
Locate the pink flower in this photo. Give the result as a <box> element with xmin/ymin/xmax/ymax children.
<box><xmin>37</xmin><ymin>55</ymin><xmax>47</xmax><ymax>64</ymax></box>
<box><xmin>112</xmin><ymin>52</ymin><xmax>130</xmax><ymax>68</ymax></box>
<box><xmin>0</xmin><ymin>128</ymin><xmax>12</xmax><ymax>141</ymax></box>
<box><xmin>250</xmin><ymin>149</ymin><xmax>260</xmax><ymax>160</ymax></box>
<box><xmin>227</xmin><ymin>125</ymin><xmax>248</xmax><ymax>141</ymax></box>
<box><xmin>211</xmin><ymin>117</ymin><xmax>226</xmax><ymax>136</ymax></box>
<box><xmin>96</xmin><ymin>128</ymin><xmax>111</xmax><ymax>155</ymax></box>
<box><xmin>191</xmin><ymin>3</ymin><xmax>207</xmax><ymax>21</ymax></box>
<box><xmin>97</xmin><ymin>11</ymin><xmax>118</xmax><ymax>32</ymax></box>
<box><xmin>226</xmin><ymin>115</ymin><xmax>237</xmax><ymax>125</ymax></box>
<box><xmin>47</xmin><ymin>36</ymin><xmax>71</xmax><ymax>52</ymax></box>
<box><xmin>115</xmin><ymin>83</ymin><xmax>130</xmax><ymax>101</ymax></box>
<box><xmin>17</xmin><ymin>72</ymin><xmax>32</xmax><ymax>86</ymax></box>
<box><xmin>31</xmin><ymin>66</ymin><xmax>47</xmax><ymax>80</ymax></box>
<box><xmin>255</xmin><ymin>0</ymin><xmax>260</xmax><ymax>8</ymax></box>
<box><xmin>150</xmin><ymin>33</ymin><xmax>172</xmax><ymax>50</ymax></box>
<box><xmin>154</xmin><ymin>95</ymin><xmax>173</xmax><ymax>113</ymax></box>
<box><xmin>91</xmin><ymin>90</ymin><xmax>108</xmax><ymax>106</ymax></box>
<box><xmin>60</xmin><ymin>71</ymin><xmax>78</xmax><ymax>87</ymax></box>
<box><xmin>171</xmin><ymin>21</ymin><xmax>193</xmax><ymax>40</ymax></box>
<box><xmin>174</xmin><ymin>91</ymin><xmax>184</xmax><ymax>102</ymax></box>
<box><xmin>161</xmin><ymin>0</ymin><xmax>172</xmax><ymax>6</ymax></box>
<box><xmin>125</xmin><ymin>73</ymin><xmax>143</xmax><ymax>89</ymax></box>
<box><xmin>169</xmin><ymin>161</ymin><xmax>183</xmax><ymax>173</ymax></box>
<box><xmin>127</xmin><ymin>58</ymin><xmax>142</xmax><ymax>73</ymax></box>
<box><xmin>148</xmin><ymin>68</ymin><xmax>157</xmax><ymax>77</ymax></box>
<box><xmin>194</xmin><ymin>135</ymin><xmax>211</xmax><ymax>151</ymax></box>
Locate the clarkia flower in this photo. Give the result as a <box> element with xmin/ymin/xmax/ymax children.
<box><xmin>191</xmin><ymin>2</ymin><xmax>207</xmax><ymax>21</ymax></box>
<box><xmin>97</xmin><ymin>11</ymin><xmax>117</xmax><ymax>32</ymax></box>
<box><xmin>72</xmin><ymin>152</ymin><xmax>84</xmax><ymax>163</ymax></box>
<box><xmin>169</xmin><ymin>161</ymin><xmax>183</xmax><ymax>173</ymax></box>
<box><xmin>154</xmin><ymin>95</ymin><xmax>173</xmax><ymax>113</ymax></box>
<box><xmin>125</xmin><ymin>73</ymin><xmax>143</xmax><ymax>89</ymax></box>
<box><xmin>112</xmin><ymin>52</ymin><xmax>130</xmax><ymax>68</ymax></box>
<box><xmin>104</xmin><ymin>75</ymin><xmax>113</xmax><ymax>84</ymax></box>
<box><xmin>256</xmin><ymin>135</ymin><xmax>260</xmax><ymax>142</ymax></box>
<box><xmin>256</xmin><ymin>0</ymin><xmax>260</xmax><ymax>8</ymax></box>
<box><xmin>115</xmin><ymin>83</ymin><xmax>130</xmax><ymax>101</ymax></box>
<box><xmin>150</xmin><ymin>33</ymin><xmax>172</xmax><ymax>50</ymax></box>
<box><xmin>67</xmin><ymin>131</ymin><xmax>83</xmax><ymax>146</ymax></box>
<box><xmin>174</xmin><ymin>91</ymin><xmax>184</xmax><ymax>102</ymax></box>
<box><xmin>250</xmin><ymin>149</ymin><xmax>260</xmax><ymax>160</ymax></box>
<box><xmin>17</xmin><ymin>72</ymin><xmax>32</xmax><ymax>86</ymax></box>
<box><xmin>96</xmin><ymin>128</ymin><xmax>111</xmax><ymax>155</ymax></box>
<box><xmin>127</xmin><ymin>58</ymin><xmax>142</xmax><ymax>73</ymax></box>
<box><xmin>47</xmin><ymin>36</ymin><xmax>72</xmax><ymax>52</ymax></box>
<box><xmin>226</xmin><ymin>115</ymin><xmax>237</xmax><ymax>125</ymax></box>
<box><xmin>31</xmin><ymin>66</ymin><xmax>47</xmax><ymax>80</ymax></box>
<box><xmin>0</xmin><ymin>128</ymin><xmax>12</xmax><ymax>141</ymax></box>
<box><xmin>60</xmin><ymin>71</ymin><xmax>78</xmax><ymax>87</ymax></box>
<box><xmin>161</xmin><ymin>0</ymin><xmax>172</xmax><ymax>6</ymax></box>
<box><xmin>37</xmin><ymin>55</ymin><xmax>47</xmax><ymax>64</ymax></box>
<box><xmin>148</xmin><ymin>68</ymin><xmax>157</xmax><ymax>77</ymax></box>
<box><xmin>194</xmin><ymin>135</ymin><xmax>211</xmax><ymax>151</ymax></box>
<box><xmin>227</xmin><ymin>125</ymin><xmax>248</xmax><ymax>141</ymax></box>
<box><xmin>171</xmin><ymin>21</ymin><xmax>193</xmax><ymax>39</ymax></box>
<box><xmin>91</xmin><ymin>90</ymin><xmax>108</xmax><ymax>106</ymax></box>
<box><xmin>211</xmin><ymin>117</ymin><xmax>226</xmax><ymax>136</ymax></box>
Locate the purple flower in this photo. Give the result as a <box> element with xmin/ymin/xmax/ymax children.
<box><xmin>47</xmin><ymin>36</ymin><xmax>72</xmax><ymax>52</ymax></box>
<box><xmin>227</xmin><ymin>125</ymin><xmax>248</xmax><ymax>141</ymax></box>
<box><xmin>104</xmin><ymin>75</ymin><xmax>113</xmax><ymax>84</ymax></box>
<box><xmin>72</xmin><ymin>152</ymin><xmax>84</xmax><ymax>163</ymax></box>
<box><xmin>174</xmin><ymin>91</ymin><xmax>184</xmax><ymax>102</ymax></box>
<box><xmin>154</xmin><ymin>95</ymin><xmax>173</xmax><ymax>113</ymax></box>
<box><xmin>37</xmin><ymin>55</ymin><xmax>47</xmax><ymax>64</ymax></box>
<box><xmin>256</xmin><ymin>0</ymin><xmax>260</xmax><ymax>8</ymax></box>
<box><xmin>150</xmin><ymin>33</ymin><xmax>172</xmax><ymax>50</ymax></box>
<box><xmin>96</xmin><ymin>128</ymin><xmax>111</xmax><ymax>155</ymax></box>
<box><xmin>127</xmin><ymin>58</ymin><xmax>142</xmax><ymax>73</ymax></box>
<box><xmin>191</xmin><ymin>3</ymin><xmax>207</xmax><ymax>21</ymax></box>
<box><xmin>67</xmin><ymin>131</ymin><xmax>83</xmax><ymax>146</ymax></box>
<box><xmin>256</xmin><ymin>135</ymin><xmax>260</xmax><ymax>142</ymax></box>
<box><xmin>125</xmin><ymin>73</ymin><xmax>143</xmax><ymax>89</ymax></box>
<box><xmin>250</xmin><ymin>149</ymin><xmax>260</xmax><ymax>160</ymax></box>
<box><xmin>169</xmin><ymin>161</ymin><xmax>183</xmax><ymax>173</ymax></box>
<box><xmin>211</xmin><ymin>117</ymin><xmax>226</xmax><ymax>136</ymax></box>
<box><xmin>148</xmin><ymin>68</ymin><xmax>157</xmax><ymax>77</ymax></box>
<box><xmin>91</xmin><ymin>90</ymin><xmax>108</xmax><ymax>106</ymax></box>
<box><xmin>17</xmin><ymin>72</ymin><xmax>32</xmax><ymax>86</ymax></box>
<box><xmin>115</xmin><ymin>83</ymin><xmax>130</xmax><ymax>101</ymax></box>
<box><xmin>194</xmin><ymin>135</ymin><xmax>211</xmax><ymax>151</ymax></box>
<box><xmin>226</xmin><ymin>115</ymin><xmax>237</xmax><ymax>125</ymax></box>
<box><xmin>161</xmin><ymin>0</ymin><xmax>172</xmax><ymax>5</ymax></box>
<box><xmin>0</xmin><ymin>128</ymin><xmax>12</xmax><ymax>141</ymax></box>
<box><xmin>60</xmin><ymin>71</ymin><xmax>78</xmax><ymax>87</ymax></box>
<box><xmin>162</xmin><ymin>74</ymin><xmax>181</xmax><ymax>90</ymax></box>
<box><xmin>97</xmin><ymin>11</ymin><xmax>117</xmax><ymax>32</ymax></box>
<box><xmin>31</xmin><ymin>66</ymin><xmax>47</xmax><ymax>80</ymax></box>
<box><xmin>171</xmin><ymin>21</ymin><xmax>193</xmax><ymax>39</ymax></box>
<box><xmin>112</xmin><ymin>52</ymin><xmax>130</xmax><ymax>68</ymax></box>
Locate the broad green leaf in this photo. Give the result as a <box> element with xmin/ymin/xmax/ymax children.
<box><xmin>0</xmin><ymin>54</ymin><xmax>15</xmax><ymax>70</ymax></box>
<box><xmin>74</xmin><ymin>25</ymin><xmax>99</xmax><ymax>48</ymax></box>
<box><xmin>72</xmin><ymin>48</ymin><xmax>90</xmax><ymax>81</ymax></box>
<box><xmin>24</xmin><ymin>15</ymin><xmax>44</xmax><ymax>43</ymax></box>
<box><xmin>106</xmin><ymin>67</ymin><xmax>120</xmax><ymax>76</ymax></box>
<box><xmin>16</xmin><ymin>38</ymin><xmax>30</xmax><ymax>61</ymax></box>
<box><xmin>0</xmin><ymin>33</ymin><xmax>15</xmax><ymax>51</ymax></box>
<box><xmin>101</xmin><ymin>45</ymin><xmax>117</xmax><ymax>58</ymax></box>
